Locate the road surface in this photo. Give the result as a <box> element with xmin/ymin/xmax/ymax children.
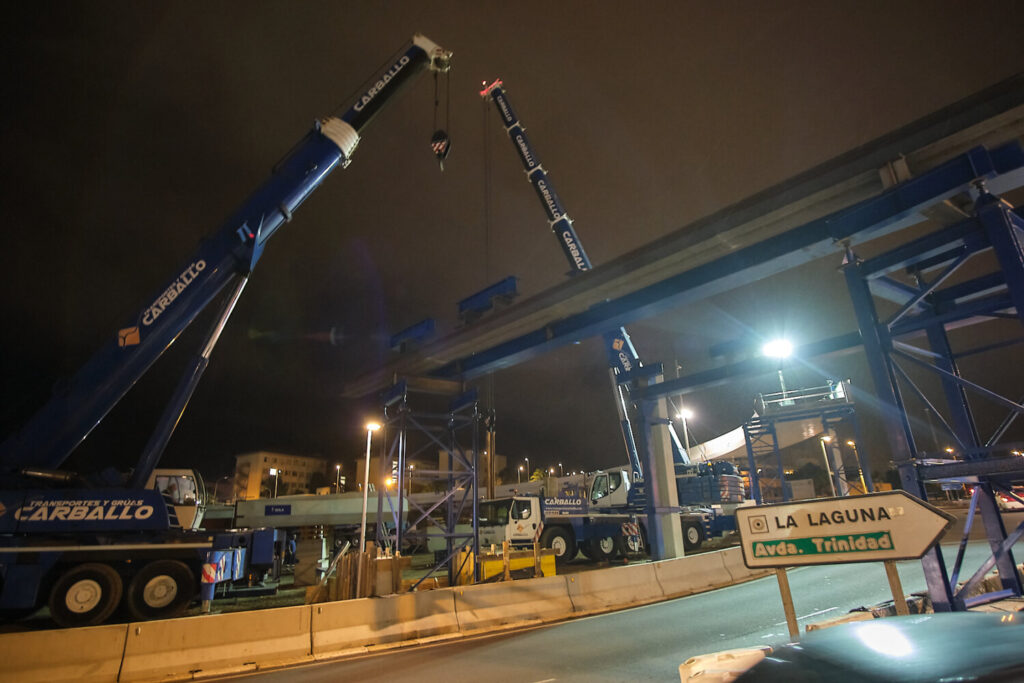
<box><xmin>220</xmin><ymin>541</ymin><xmax>1000</xmax><ymax>682</ymax></box>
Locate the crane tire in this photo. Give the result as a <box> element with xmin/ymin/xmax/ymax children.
<box><xmin>683</xmin><ymin>520</ymin><xmax>705</xmax><ymax>551</ymax></box>
<box><xmin>540</xmin><ymin>526</ymin><xmax>576</xmax><ymax>565</ymax></box>
<box><xmin>125</xmin><ymin>560</ymin><xmax>196</xmax><ymax>621</ymax></box>
<box><xmin>48</xmin><ymin>562</ymin><xmax>123</xmax><ymax>628</ymax></box>
<box><xmin>587</xmin><ymin>535</ymin><xmax>619</xmax><ymax>561</ymax></box>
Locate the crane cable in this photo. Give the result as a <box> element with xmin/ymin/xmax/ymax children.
<box><xmin>430</xmin><ymin>69</ymin><xmax>451</xmax><ymax>170</ymax></box>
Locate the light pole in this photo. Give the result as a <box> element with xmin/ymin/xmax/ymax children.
<box><xmin>525</xmin><ymin>457</ymin><xmax>530</xmax><ymax>480</ymax></box>
<box><xmin>677</xmin><ymin>407</ymin><xmax>694</xmax><ymax>453</ymax></box>
<box><xmin>819</xmin><ymin>437</ymin><xmax>837</xmax><ymax>497</ymax></box>
<box><xmin>846</xmin><ymin>441</ymin><xmax>868</xmax><ymax>494</ymax></box>
<box><xmin>558</xmin><ymin>462</ymin><xmax>563</xmax><ymax>477</ymax></box>
<box><xmin>357</xmin><ymin>421</ymin><xmax>381</xmax><ymax>597</ymax></box>
<box><xmin>408</xmin><ymin>463</ymin><xmax>414</xmax><ymax>496</ymax></box>
<box><xmin>269</xmin><ymin>468</ymin><xmax>280</xmax><ymax>498</ymax></box>
<box><xmin>335</xmin><ymin>464</ymin><xmax>341</xmax><ymax>492</ymax></box>
<box><xmin>518</xmin><ymin>465</ymin><xmax>524</xmax><ymax>483</ymax></box>
<box><xmin>763</xmin><ymin>339</ymin><xmax>793</xmax><ymax>401</ymax></box>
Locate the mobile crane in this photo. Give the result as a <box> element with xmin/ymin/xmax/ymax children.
<box><xmin>480</xmin><ymin>80</ymin><xmax>744</xmax><ymax>560</ymax></box>
<box><xmin>0</xmin><ymin>35</ymin><xmax>451</xmax><ymax>628</ymax></box>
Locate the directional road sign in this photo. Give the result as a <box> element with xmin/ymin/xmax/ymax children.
<box><xmin>736</xmin><ymin>490</ymin><xmax>954</xmax><ymax>568</ymax></box>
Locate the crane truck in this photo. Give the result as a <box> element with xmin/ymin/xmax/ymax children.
<box><xmin>0</xmin><ymin>35</ymin><xmax>452</xmax><ymax>628</ymax></box>
<box><xmin>480</xmin><ymin>80</ymin><xmax>745</xmax><ymax>560</ymax></box>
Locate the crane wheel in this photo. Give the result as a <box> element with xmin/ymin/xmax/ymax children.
<box><xmin>125</xmin><ymin>560</ymin><xmax>196</xmax><ymax>621</ymax></box>
<box><xmin>587</xmin><ymin>535</ymin><xmax>619</xmax><ymax>562</ymax></box>
<box><xmin>540</xmin><ymin>526</ymin><xmax>576</xmax><ymax>565</ymax></box>
<box><xmin>48</xmin><ymin>563</ymin><xmax>123</xmax><ymax>628</ymax></box>
<box><xmin>683</xmin><ymin>520</ymin><xmax>705</xmax><ymax>551</ymax></box>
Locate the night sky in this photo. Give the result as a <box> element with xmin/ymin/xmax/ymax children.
<box><xmin>2</xmin><ymin>3</ymin><xmax>1024</xmax><ymax>483</ymax></box>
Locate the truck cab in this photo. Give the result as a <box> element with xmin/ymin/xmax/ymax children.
<box><xmin>477</xmin><ymin>497</ymin><xmax>541</xmax><ymax>547</ymax></box>
<box><xmin>588</xmin><ymin>470</ymin><xmax>631</xmax><ymax>510</ymax></box>
<box><xmin>146</xmin><ymin>468</ymin><xmax>206</xmax><ymax>530</ymax></box>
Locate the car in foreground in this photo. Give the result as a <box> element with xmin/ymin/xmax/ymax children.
<box><xmin>681</xmin><ymin>613</ymin><xmax>1024</xmax><ymax>682</ymax></box>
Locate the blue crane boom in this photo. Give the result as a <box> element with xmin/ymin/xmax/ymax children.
<box><xmin>0</xmin><ymin>34</ymin><xmax>452</xmax><ymax>629</ymax></box>
<box><xmin>0</xmin><ymin>36</ymin><xmax>451</xmax><ymax>487</ymax></box>
<box><xmin>480</xmin><ymin>79</ymin><xmax>687</xmax><ymax>479</ymax></box>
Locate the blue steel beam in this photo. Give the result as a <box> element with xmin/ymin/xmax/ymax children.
<box><xmin>430</xmin><ymin>143</ymin><xmax>1024</xmax><ymax>381</ymax></box>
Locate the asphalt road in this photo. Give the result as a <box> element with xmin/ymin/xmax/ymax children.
<box><xmin>221</xmin><ymin>541</ymin><xmax>999</xmax><ymax>683</ymax></box>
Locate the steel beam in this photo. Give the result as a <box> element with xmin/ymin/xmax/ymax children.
<box><xmin>344</xmin><ymin>76</ymin><xmax>1024</xmax><ymax>398</ymax></box>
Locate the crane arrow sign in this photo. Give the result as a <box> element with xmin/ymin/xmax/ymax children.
<box><xmin>736</xmin><ymin>490</ymin><xmax>954</xmax><ymax>568</ymax></box>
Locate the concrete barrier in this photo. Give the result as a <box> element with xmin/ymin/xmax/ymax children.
<box><xmin>3</xmin><ymin>623</ymin><xmax>127</xmax><ymax>683</ymax></box>
<box><xmin>654</xmin><ymin>550</ymin><xmax>732</xmax><ymax>598</ymax></box>
<box><xmin>566</xmin><ymin>562</ymin><xmax>664</xmax><ymax>614</ymax></box>
<box><xmin>719</xmin><ymin>547</ymin><xmax>773</xmax><ymax>583</ymax></box>
<box><xmin>119</xmin><ymin>605</ymin><xmax>313</xmax><ymax>681</ymax></box>
<box><xmin>312</xmin><ymin>590</ymin><xmax>459</xmax><ymax>657</ymax></box>
<box><xmin>454</xmin><ymin>575</ymin><xmax>573</xmax><ymax>632</ymax></box>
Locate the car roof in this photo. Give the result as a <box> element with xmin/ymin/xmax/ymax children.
<box><xmin>737</xmin><ymin>613</ymin><xmax>1024</xmax><ymax>682</ymax></box>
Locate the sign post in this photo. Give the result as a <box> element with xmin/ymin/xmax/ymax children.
<box><xmin>736</xmin><ymin>491</ymin><xmax>953</xmax><ymax>634</ymax></box>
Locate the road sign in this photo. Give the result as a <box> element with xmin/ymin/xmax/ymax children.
<box><xmin>736</xmin><ymin>490</ymin><xmax>954</xmax><ymax>568</ymax></box>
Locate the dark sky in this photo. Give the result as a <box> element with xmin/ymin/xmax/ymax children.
<box><xmin>2</xmin><ymin>3</ymin><xmax>1024</xmax><ymax>481</ymax></box>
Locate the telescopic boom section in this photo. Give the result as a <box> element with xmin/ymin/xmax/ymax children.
<box><xmin>481</xmin><ymin>79</ymin><xmax>685</xmax><ymax>479</ymax></box>
<box><xmin>0</xmin><ymin>35</ymin><xmax>451</xmax><ymax>476</ymax></box>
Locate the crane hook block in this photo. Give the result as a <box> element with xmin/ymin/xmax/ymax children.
<box><xmin>431</xmin><ymin>129</ymin><xmax>451</xmax><ymax>170</ymax></box>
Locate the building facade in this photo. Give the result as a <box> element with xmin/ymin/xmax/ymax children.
<box><xmin>234</xmin><ymin>451</ymin><xmax>329</xmax><ymax>500</ymax></box>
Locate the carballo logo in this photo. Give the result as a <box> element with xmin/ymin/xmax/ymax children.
<box><xmin>514</xmin><ymin>133</ymin><xmax>537</xmax><ymax>168</ymax></box>
<box><xmin>562</xmin><ymin>231</ymin><xmax>587</xmax><ymax>271</ymax></box>
<box><xmin>536</xmin><ymin>179</ymin><xmax>562</xmax><ymax>219</ymax></box>
<box><xmin>15</xmin><ymin>500</ymin><xmax>155</xmax><ymax>522</ymax></box>
<box><xmin>354</xmin><ymin>55</ymin><xmax>411</xmax><ymax>112</ymax></box>
<box><xmin>143</xmin><ymin>260</ymin><xmax>206</xmax><ymax>326</ymax></box>
<box><xmin>496</xmin><ymin>93</ymin><xmax>514</xmax><ymax>124</ymax></box>
<box><xmin>618</xmin><ymin>351</ymin><xmax>633</xmax><ymax>372</ymax></box>
<box><xmin>544</xmin><ymin>496</ymin><xmax>584</xmax><ymax>507</ymax></box>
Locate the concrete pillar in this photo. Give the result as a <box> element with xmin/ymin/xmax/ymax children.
<box><xmin>638</xmin><ymin>374</ymin><xmax>684</xmax><ymax>560</ymax></box>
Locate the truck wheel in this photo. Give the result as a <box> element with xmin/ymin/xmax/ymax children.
<box><xmin>617</xmin><ymin>528</ymin><xmax>646</xmax><ymax>556</ymax></box>
<box><xmin>587</xmin><ymin>535</ymin><xmax>618</xmax><ymax>561</ymax></box>
<box><xmin>540</xmin><ymin>526</ymin><xmax>576</xmax><ymax>564</ymax></box>
<box><xmin>126</xmin><ymin>560</ymin><xmax>196</xmax><ymax>620</ymax></box>
<box><xmin>683</xmin><ymin>520</ymin><xmax>705</xmax><ymax>551</ymax></box>
<box><xmin>48</xmin><ymin>563</ymin><xmax>123</xmax><ymax>628</ymax></box>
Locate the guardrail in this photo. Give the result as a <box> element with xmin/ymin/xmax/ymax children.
<box><xmin>3</xmin><ymin>547</ymin><xmax>772</xmax><ymax>682</ymax></box>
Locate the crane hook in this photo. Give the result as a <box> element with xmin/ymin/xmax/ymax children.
<box><xmin>431</xmin><ymin>130</ymin><xmax>451</xmax><ymax>171</ymax></box>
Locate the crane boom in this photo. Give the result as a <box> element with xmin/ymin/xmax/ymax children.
<box><xmin>1</xmin><ymin>35</ymin><xmax>451</xmax><ymax>483</ymax></box>
<box><xmin>481</xmin><ymin>79</ymin><xmax>688</xmax><ymax>479</ymax></box>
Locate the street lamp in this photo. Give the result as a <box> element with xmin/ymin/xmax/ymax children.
<box><xmin>518</xmin><ymin>464</ymin><xmax>524</xmax><ymax>483</ymax></box>
<box><xmin>677</xmin><ymin>407</ymin><xmax>694</xmax><ymax>453</ymax></box>
<box><xmin>525</xmin><ymin>457</ymin><xmax>530</xmax><ymax>480</ymax></box>
<box><xmin>408</xmin><ymin>463</ymin><xmax>414</xmax><ymax>496</ymax></box>
<box><xmin>558</xmin><ymin>462</ymin><xmax>563</xmax><ymax>477</ymax></box>
<box><xmin>818</xmin><ymin>437</ymin><xmax>837</xmax><ymax>497</ymax></box>
<box><xmin>359</xmin><ymin>422</ymin><xmax>381</xmax><ymax>554</ymax></box>
<box><xmin>846</xmin><ymin>440</ymin><xmax>868</xmax><ymax>494</ymax></box>
<box><xmin>335</xmin><ymin>464</ymin><xmax>341</xmax><ymax>492</ymax></box>
<box><xmin>762</xmin><ymin>339</ymin><xmax>793</xmax><ymax>399</ymax></box>
<box><xmin>357</xmin><ymin>421</ymin><xmax>381</xmax><ymax>597</ymax></box>
<box><xmin>549</xmin><ymin>467</ymin><xmax>555</xmax><ymax>476</ymax></box>
<box><xmin>269</xmin><ymin>468</ymin><xmax>280</xmax><ymax>498</ymax></box>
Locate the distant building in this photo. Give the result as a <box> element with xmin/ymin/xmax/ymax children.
<box><xmin>234</xmin><ymin>451</ymin><xmax>328</xmax><ymax>500</ymax></box>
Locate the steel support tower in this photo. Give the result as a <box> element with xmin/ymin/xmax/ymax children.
<box><xmin>375</xmin><ymin>377</ymin><xmax>481</xmax><ymax>589</ymax></box>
